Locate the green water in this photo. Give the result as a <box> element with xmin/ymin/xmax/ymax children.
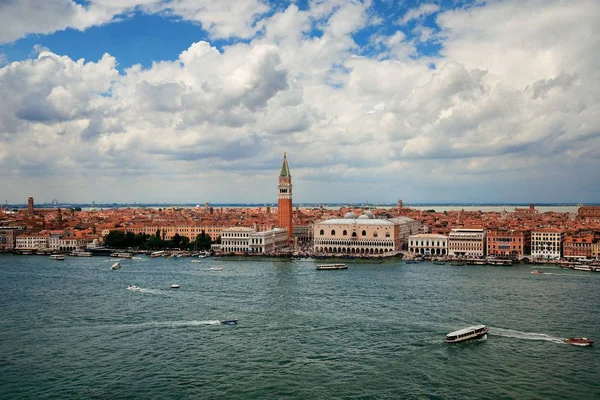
<box><xmin>1</xmin><ymin>255</ymin><xmax>598</xmax><ymax>399</ymax></box>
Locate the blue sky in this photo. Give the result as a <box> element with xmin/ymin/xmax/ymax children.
<box><xmin>0</xmin><ymin>0</ymin><xmax>599</xmax><ymax>204</ymax></box>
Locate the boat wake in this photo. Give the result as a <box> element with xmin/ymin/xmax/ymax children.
<box><xmin>489</xmin><ymin>327</ymin><xmax>564</xmax><ymax>344</ymax></box>
<box><xmin>118</xmin><ymin>320</ymin><xmax>222</xmax><ymax>330</ymax></box>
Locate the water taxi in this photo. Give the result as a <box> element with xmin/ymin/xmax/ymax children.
<box><xmin>111</xmin><ymin>262</ymin><xmax>121</xmax><ymax>270</ymax></box>
<box><xmin>50</xmin><ymin>254</ymin><xmax>65</xmax><ymax>260</ymax></box>
<box><xmin>446</xmin><ymin>325</ymin><xmax>488</xmax><ymax>343</ymax></box>
<box><xmin>531</xmin><ymin>270</ymin><xmax>544</xmax><ymax>274</ymax></box>
<box><xmin>111</xmin><ymin>252</ymin><xmax>133</xmax><ymax>259</ymax></box>
<box><xmin>564</xmin><ymin>337</ymin><xmax>594</xmax><ymax>346</ymax></box>
<box><xmin>170</xmin><ymin>284</ymin><xmax>180</xmax><ymax>289</ymax></box>
<box><xmin>127</xmin><ymin>285</ymin><xmax>141</xmax><ymax>291</ymax></box>
<box><xmin>220</xmin><ymin>319</ymin><xmax>238</xmax><ymax>325</ymax></box>
<box><xmin>316</xmin><ymin>263</ymin><xmax>348</xmax><ymax>270</ymax></box>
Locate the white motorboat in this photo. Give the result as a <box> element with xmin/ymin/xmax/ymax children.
<box><xmin>209</xmin><ymin>267</ymin><xmax>223</xmax><ymax>271</ymax></box>
<box><xmin>170</xmin><ymin>284</ymin><xmax>180</xmax><ymax>289</ymax></box>
<box><xmin>50</xmin><ymin>254</ymin><xmax>65</xmax><ymax>260</ymax></box>
<box><xmin>446</xmin><ymin>325</ymin><xmax>488</xmax><ymax>343</ymax></box>
<box><xmin>111</xmin><ymin>262</ymin><xmax>121</xmax><ymax>270</ymax></box>
<box><xmin>191</xmin><ymin>260</ymin><xmax>202</xmax><ymax>263</ymax></box>
<box><xmin>127</xmin><ymin>285</ymin><xmax>141</xmax><ymax>291</ymax></box>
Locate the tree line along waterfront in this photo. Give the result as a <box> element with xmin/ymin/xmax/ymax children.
<box><xmin>104</xmin><ymin>230</ymin><xmax>213</xmax><ymax>250</ymax></box>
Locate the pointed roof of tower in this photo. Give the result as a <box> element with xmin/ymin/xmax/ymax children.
<box><xmin>280</xmin><ymin>152</ymin><xmax>291</xmax><ymax>177</ymax></box>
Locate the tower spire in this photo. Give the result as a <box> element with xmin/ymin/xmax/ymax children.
<box><xmin>280</xmin><ymin>152</ymin><xmax>291</xmax><ymax>177</ymax></box>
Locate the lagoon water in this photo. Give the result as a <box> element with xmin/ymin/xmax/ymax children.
<box><xmin>1</xmin><ymin>255</ymin><xmax>598</xmax><ymax>399</ymax></box>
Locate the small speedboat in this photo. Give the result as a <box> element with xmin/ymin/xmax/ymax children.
<box><xmin>127</xmin><ymin>285</ymin><xmax>141</xmax><ymax>291</ymax></box>
<box><xmin>111</xmin><ymin>262</ymin><xmax>121</xmax><ymax>270</ymax></box>
<box><xmin>531</xmin><ymin>270</ymin><xmax>544</xmax><ymax>274</ymax></box>
<box><xmin>220</xmin><ymin>319</ymin><xmax>238</xmax><ymax>325</ymax></box>
<box><xmin>191</xmin><ymin>260</ymin><xmax>202</xmax><ymax>263</ymax></box>
<box><xmin>209</xmin><ymin>267</ymin><xmax>223</xmax><ymax>271</ymax></box>
<box><xmin>170</xmin><ymin>284</ymin><xmax>180</xmax><ymax>289</ymax></box>
<box><xmin>565</xmin><ymin>337</ymin><xmax>594</xmax><ymax>346</ymax></box>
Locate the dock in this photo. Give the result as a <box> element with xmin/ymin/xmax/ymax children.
<box><xmin>316</xmin><ymin>263</ymin><xmax>348</xmax><ymax>270</ymax></box>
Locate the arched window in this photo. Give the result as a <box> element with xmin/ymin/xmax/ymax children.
<box><xmin>331</xmin><ymin>230</ymin><xmax>336</xmax><ymax>236</ymax></box>
<box><xmin>320</xmin><ymin>229</ymin><xmax>324</xmax><ymax>235</ymax></box>
<box><xmin>343</xmin><ymin>230</ymin><xmax>347</xmax><ymax>236</ymax></box>
<box><xmin>373</xmin><ymin>232</ymin><xmax>378</xmax><ymax>238</ymax></box>
<box><xmin>385</xmin><ymin>232</ymin><xmax>390</xmax><ymax>238</ymax></box>
<box><xmin>352</xmin><ymin>232</ymin><xmax>357</xmax><ymax>238</ymax></box>
<box><xmin>362</xmin><ymin>230</ymin><xmax>366</xmax><ymax>236</ymax></box>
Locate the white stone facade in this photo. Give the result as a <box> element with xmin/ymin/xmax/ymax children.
<box><xmin>16</xmin><ymin>236</ymin><xmax>48</xmax><ymax>249</ymax></box>
<box><xmin>220</xmin><ymin>227</ymin><xmax>287</xmax><ymax>254</ymax></box>
<box><xmin>448</xmin><ymin>228</ymin><xmax>486</xmax><ymax>257</ymax></box>
<box><xmin>531</xmin><ymin>229</ymin><xmax>564</xmax><ymax>260</ymax></box>
<box><xmin>249</xmin><ymin>228</ymin><xmax>288</xmax><ymax>253</ymax></box>
<box><xmin>409</xmin><ymin>234</ymin><xmax>448</xmax><ymax>256</ymax></box>
<box><xmin>313</xmin><ymin>212</ymin><xmax>420</xmax><ymax>255</ymax></box>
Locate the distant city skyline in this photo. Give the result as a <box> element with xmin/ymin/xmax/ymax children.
<box><xmin>1</xmin><ymin>1</ymin><xmax>599</xmax><ymax>204</ymax></box>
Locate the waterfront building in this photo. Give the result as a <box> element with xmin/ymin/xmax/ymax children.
<box><xmin>592</xmin><ymin>241</ymin><xmax>600</xmax><ymax>259</ymax></box>
<box><xmin>127</xmin><ymin>225</ymin><xmax>247</xmax><ymax>241</ymax></box>
<box><xmin>48</xmin><ymin>232</ymin><xmax>90</xmax><ymax>252</ymax></box>
<box><xmin>249</xmin><ymin>228</ymin><xmax>288</xmax><ymax>253</ymax></box>
<box><xmin>408</xmin><ymin>234</ymin><xmax>448</xmax><ymax>256</ymax></box>
<box><xmin>313</xmin><ymin>212</ymin><xmax>419</xmax><ymax>255</ymax></box>
<box><xmin>562</xmin><ymin>234</ymin><xmax>594</xmax><ymax>259</ymax></box>
<box><xmin>447</xmin><ymin>228</ymin><xmax>486</xmax><ymax>257</ymax></box>
<box><xmin>531</xmin><ymin>228</ymin><xmax>564</xmax><ymax>260</ymax></box>
<box><xmin>220</xmin><ymin>227</ymin><xmax>287</xmax><ymax>254</ymax></box>
<box><xmin>278</xmin><ymin>153</ymin><xmax>293</xmax><ymax>243</ymax></box>
<box><xmin>15</xmin><ymin>235</ymin><xmax>48</xmax><ymax>250</ymax></box>
<box><xmin>486</xmin><ymin>229</ymin><xmax>531</xmax><ymax>258</ymax></box>
<box><xmin>0</xmin><ymin>226</ymin><xmax>25</xmax><ymax>251</ymax></box>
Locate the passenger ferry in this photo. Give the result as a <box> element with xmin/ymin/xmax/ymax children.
<box><xmin>316</xmin><ymin>263</ymin><xmax>348</xmax><ymax>270</ymax></box>
<box><xmin>446</xmin><ymin>325</ymin><xmax>488</xmax><ymax>343</ymax></box>
<box><xmin>50</xmin><ymin>254</ymin><xmax>65</xmax><ymax>260</ymax></box>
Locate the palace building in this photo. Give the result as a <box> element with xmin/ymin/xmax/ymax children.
<box><xmin>278</xmin><ymin>153</ymin><xmax>293</xmax><ymax>243</ymax></box>
<box><xmin>313</xmin><ymin>211</ymin><xmax>420</xmax><ymax>255</ymax></box>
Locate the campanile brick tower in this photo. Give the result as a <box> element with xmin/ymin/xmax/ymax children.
<box><xmin>278</xmin><ymin>152</ymin><xmax>293</xmax><ymax>243</ymax></box>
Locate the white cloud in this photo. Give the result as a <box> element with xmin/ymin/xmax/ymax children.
<box><xmin>1</xmin><ymin>0</ymin><xmax>600</xmax><ymax>203</ymax></box>
<box><xmin>399</xmin><ymin>3</ymin><xmax>439</xmax><ymax>25</ymax></box>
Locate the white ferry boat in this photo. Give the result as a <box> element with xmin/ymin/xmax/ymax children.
<box><xmin>71</xmin><ymin>251</ymin><xmax>93</xmax><ymax>257</ymax></box>
<box><xmin>316</xmin><ymin>263</ymin><xmax>348</xmax><ymax>270</ymax></box>
<box><xmin>150</xmin><ymin>251</ymin><xmax>166</xmax><ymax>258</ymax></box>
<box><xmin>446</xmin><ymin>325</ymin><xmax>488</xmax><ymax>343</ymax></box>
<box><xmin>111</xmin><ymin>252</ymin><xmax>133</xmax><ymax>259</ymax></box>
<box><xmin>50</xmin><ymin>254</ymin><xmax>65</xmax><ymax>260</ymax></box>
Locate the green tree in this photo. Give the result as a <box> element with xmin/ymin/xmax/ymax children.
<box><xmin>193</xmin><ymin>230</ymin><xmax>212</xmax><ymax>250</ymax></box>
<box><xmin>105</xmin><ymin>230</ymin><xmax>127</xmax><ymax>248</ymax></box>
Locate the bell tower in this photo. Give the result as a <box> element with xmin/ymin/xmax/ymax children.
<box><xmin>278</xmin><ymin>152</ymin><xmax>293</xmax><ymax>243</ymax></box>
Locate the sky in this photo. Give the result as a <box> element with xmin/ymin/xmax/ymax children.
<box><xmin>0</xmin><ymin>0</ymin><xmax>599</xmax><ymax>205</ymax></box>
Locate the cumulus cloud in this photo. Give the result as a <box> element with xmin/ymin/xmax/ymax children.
<box><xmin>0</xmin><ymin>0</ymin><xmax>272</xmax><ymax>44</ymax></box>
<box><xmin>1</xmin><ymin>0</ymin><xmax>600</xmax><ymax>203</ymax></box>
<box><xmin>399</xmin><ymin>3</ymin><xmax>439</xmax><ymax>25</ymax></box>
